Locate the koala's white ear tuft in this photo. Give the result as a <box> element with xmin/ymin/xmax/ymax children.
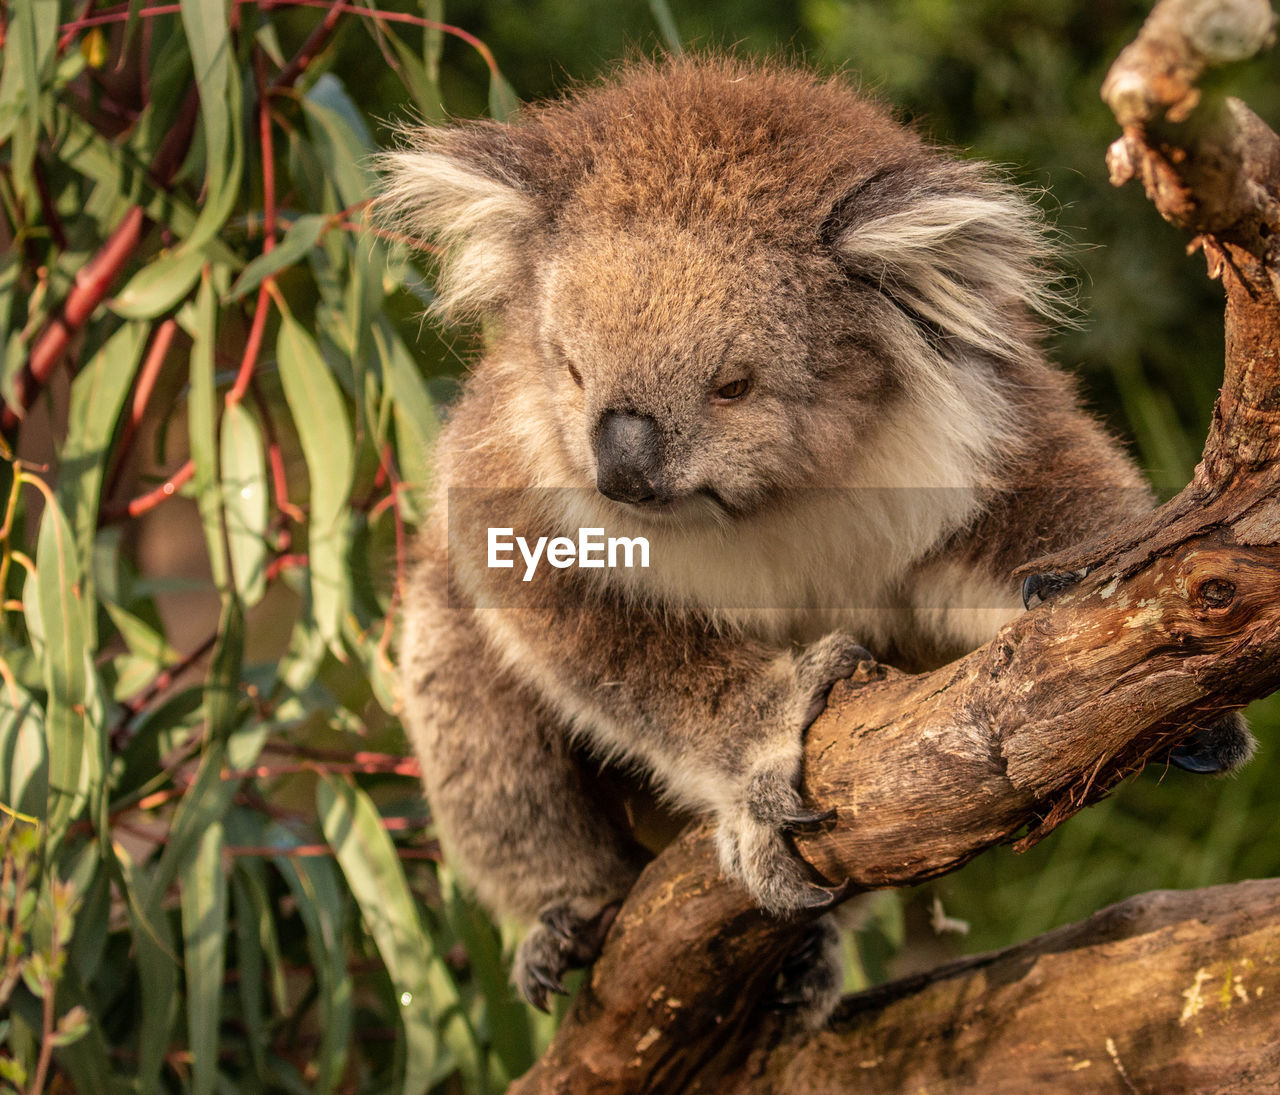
<box><xmin>828</xmin><ymin>163</ymin><xmax>1069</xmax><ymax>364</ymax></box>
<box><xmin>377</xmin><ymin>131</ymin><xmax>542</xmax><ymax>323</ymax></box>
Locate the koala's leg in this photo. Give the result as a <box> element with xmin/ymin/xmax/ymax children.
<box><xmin>401</xmin><ymin>603</ymin><xmax>642</xmax><ymax>1010</ymax></box>
<box><xmin>773</xmin><ymin>912</ymin><xmax>844</xmax><ymax>1029</ymax></box>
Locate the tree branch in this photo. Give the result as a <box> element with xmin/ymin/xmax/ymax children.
<box><xmin>726</xmin><ymin>878</ymin><xmax>1280</xmax><ymax>1094</ymax></box>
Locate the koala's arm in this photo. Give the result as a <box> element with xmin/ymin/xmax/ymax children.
<box><xmin>458</xmin><ymin>554</ymin><xmax>866</xmax><ymax>919</ymax></box>
<box><xmin>401</xmin><ymin>546</ymin><xmax>649</xmax><ymax>1006</ymax></box>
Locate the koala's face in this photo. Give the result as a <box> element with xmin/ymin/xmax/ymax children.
<box><xmin>534</xmin><ymin>222</ymin><xmax>877</xmax><ymax>521</ymax></box>
<box><xmin>382</xmin><ymin>59</ymin><xmax>1058</xmax><ymax>524</ymax></box>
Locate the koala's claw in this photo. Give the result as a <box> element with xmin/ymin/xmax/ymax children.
<box><xmin>1021</xmin><ymin>567</ymin><xmax>1092</xmax><ymax>610</ymax></box>
<box><xmin>779</xmin><ymin>805</ymin><xmax>837</xmax><ymax>832</ymax></box>
<box><xmin>720</xmin><ymin>787</ymin><xmax>846</xmax><ymax>916</ymax></box>
<box><xmin>796</xmin><ymin>882</ymin><xmax>842</xmax><ymax>911</ymax></box>
<box><xmin>512</xmin><ymin>900</ymin><xmax>619</xmax><ymax>1012</ymax></box>
<box><xmin>1166</xmin><ymin>711</ymin><xmax>1256</xmax><ymax>775</ymax></box>
<box><xmin>523</xmin><ymin>964</ymin><xmax>568</xmax><ymax>1013</ymax></box>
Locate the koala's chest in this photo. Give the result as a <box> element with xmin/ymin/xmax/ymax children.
<box><xmin>622</xmin><ymin>488</ymin><xmax>985</xmax><ymax>650</ymax></box>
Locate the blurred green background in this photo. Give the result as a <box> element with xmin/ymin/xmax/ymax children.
<box><xmin>1</xmin><ymin>1</ymin><xmax>1277</xmax><ymax>1092</ymax></box>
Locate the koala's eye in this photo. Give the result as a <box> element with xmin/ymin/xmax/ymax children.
<box><xmin>566</xmin><ymin>361</ymin><xmax>584</xmax><ymax>388</ymax></box>
<box><xmin>712</xmin><ymin>377</ymin><xmax>751</xmax><ymax>403</ymax></box>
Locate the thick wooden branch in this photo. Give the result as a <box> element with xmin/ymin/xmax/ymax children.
<box><xmin>509</xmin><ymin>4</ymin><xmax>1280</xmax><ymax>1092</ymax></box>
<box><xmin>511</xmin><ymin>509</ymin><xmax>1280</xmax><ymax>1095</ymax></box>
<box><xmin>724</xmin><ymin>878</ymin><xmax>1280</xmax><ymax>1094</ymax></box>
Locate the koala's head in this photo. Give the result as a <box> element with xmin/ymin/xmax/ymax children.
<box><xmin>381</xmin><ymin>58</ymin><xmax>1061</xmax><ymax>519</ymax></box>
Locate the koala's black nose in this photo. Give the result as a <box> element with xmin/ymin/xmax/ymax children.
<box><xmin>594</xmin><ymin>412</ymin><xmax>666</xmax><ymax>504</ymax></box>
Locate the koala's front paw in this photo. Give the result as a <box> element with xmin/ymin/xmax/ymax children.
<box><xmin>512</xmin><ymin>899</ymin><xmax>619</xmax><ymax>1011</ymax></box>
<box><xmin>717</xmin><ymin>766</ymin><xmax>843</xmax><ymax>917</ymax></box>
<box><xmin>792</xmin><ymin>632</ymin><xmax>873</xmax><ymax>729</ymax></box>
<box><xmin>1167</xmin><ymin>711</ymin><xmax>1256</xmax><ymax>775</ymax></box>
<box><xmin>716</xmin><ymin>633</ymin><xmax>863</xmax><ymax>917</ymax></box>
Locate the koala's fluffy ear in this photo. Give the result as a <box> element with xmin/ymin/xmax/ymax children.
<box><xmin>378</xmin><ymin>125</ymin><xmax>543</xmax><ymax>322</ymax></box>
<box><xmin>825</xmin><ymin>163</ymin><xmax>1067</xmax><ymax>363</ymax></box>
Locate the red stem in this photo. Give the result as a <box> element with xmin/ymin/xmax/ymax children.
<box><xmin>100</xmin><ymin>460</ymin><xmax>195</xmax><ymax>524</ymax></box>
<box><xmin>271</xmin><ymin>0</ymin><xmax>345</xmax><ymax>91</ymax></box>
<box><xmin>58</xmin><ymin>2</ymin><xmax>505</xmax><ymax>80</ymax></box>
<box><xmin>227</xmin><ymin>285</ymin><xmax>273</xmax><ymax>407</ymax></box>
<box><xmin>2</xmin><ymin>207</ymin><xmax>147</xmax><ymax>434</ymax></box>
<box><xmin>374</xmin><ymin>443</ymin><xmax>407</xmax><ymax>666</ymax></box>
<box><xmin>1</xmin><ymin>87</ymin><xmax>199</xmax><ymax>437</ymax></box>
<box><xmin>250</xmin><ymin>380</ymin><xmax>305</xmax><ymax>524</ymax></box>
<box><xmin>105</xmin><ymin>316</ymin><xmax>179</xmax><ymax>499</ymax></box>
<box><xmin>265</xmin><ymin>552</ymin><xmax>307</xmax><ymax>580</ymax></box>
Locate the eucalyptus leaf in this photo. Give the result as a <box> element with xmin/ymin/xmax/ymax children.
<box><xmin>189</xmin><ymin>272</ymin><xmax>229</xmax><ymax>589</ymax></box>
<box><xmin>181</xmin><ymin>822</ymin><xmax>227</xmax><ymax>1095</ymax></box>
<box><xmin>317</xmin><ymin>775</ymin><xmax>463</xmax><ymax>1095</ymax></box>
<box><xmin>276</xmin><ymin>314</ymin><xmax>354</xmax><ymax>652</ymax></box>
<box><xmin>111</xmin><ymin>245</ymin><xmax>207</xmax><ymax>320</ymax></box>
<box><xmin>34</xmin><ymin>489</ymin><xmax>92</xmax><ymax>840</ymax></box>
<box><xmin>226</xmin><ymin>214</ymin><xmax>329</xmax><ymax>301</ymax></box>
<box><xmin>220</xmin><ymin>402</ymin><xmax>269</xmax><ymax>606</ymax></box>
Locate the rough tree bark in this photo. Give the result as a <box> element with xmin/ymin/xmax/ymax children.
<box><xmin>722</xmin><ymin>878</ymin><xmax>1280</xmax><ymax>1095</ymax></box>
<box><xmin>509</xmin><ymin>2</ymin><xmax>1280</xmax><ymax>1092</ymax></box>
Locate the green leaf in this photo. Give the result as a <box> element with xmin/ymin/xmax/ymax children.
<box><xmin>111</xmin><ymin>245</ymin><xmax>207</xmax><ymax>320</ymax></box>
<box><xmin>376</xmin><ymin>321</ymin><xmax>438</xmax><ymax>524</ymax></box>
<box><xmin>34</xmin><ymin>488</ymin><xmax>94</xmax><ymax>841</ymax></box>
<box><xmin>227</xmin><ymin>214</ymin><xmax>329</xmax><ymax>301</ymax></box>
<box><xmin>204</xmin><ymin>595</ymin><xmax>246</xmax><ymax>743</ymax></box>
<box><xmin>181</xmin><ymin>822</ymin><xmax>227</xmax><ymax>1095</ymax></box>
<box><xmin>488</xmin><ymin>70</ymin><xmax>520</xmax><ymax>122</ymax></box>
<box><xmin>302</xmin><ymin>77</ymin><xmax>375</xmax><ymax>211</ymax></box>
<box><xmin>421</xmin><ymin>0</ymin><xmax>444</xmax><ymax>81</ymax></box>
<box><xmin>220</xmin><ymin>402</ymin><xmax>269</xmax><ymax>606</ymax></box>
<box><xmin>648</xmin><ymin>0</ymin><xmax>685</xmax><ymax>55</ymax></box>
<box><xmin>0</xmin><ymin>0</ymin><xmax>58</xmax><ymax>148</ymax></box>
<box><xmin>100</xmin><ymin>601</ymin><xmax>182</xmax><ymax>667</ymax></box>
<box><xmin>187</xmin><ymin>272</ymin><xmax>228</xmax><ymax>589</ymax></box>
<box><xmin>50</xmin><ymin>1004</ymin><xmax>91</xmax><ymax>1048</ymax></box>
<box><xmin>60</xmin><ymin>321</ymin><xmax>148</xmax><ymax>575</ymax></box>
<box><xmin>317</xmin><ymin>775</ymin><xmax>461</xmax><ymax>1094</ymax></box>
<box><xmin>0</xmin><ymin>682</ymin><xmax>47</xmax><ymax>821</ymax></box>
<box><xmin>227</xmin><ymin>840</ymin><xmax>287</xmax><ymax>1085</ymax></box>
<box><xmin>441</xmin><ymin>868</ymin><xmax>536</xmax><ymax>1082</ymax></box>
<box><xmin>56</xmin><ymin>110</ymin><xmax>201</xmax><ymax>239</ymax></box>
<box><xmin>180</xmin><ymin>0</ymin><xmax>243</xmax><ymax>247</ymax></box>
<box><xmin>276</xmin><ymin>314</ymin><xmax>353</xmax><ymax>651</ymax></box>
<box><xmin>271</xmin><ymin>830</ymin><xmax>353</xmax><ymax>1095</ymax></box>
<box><xmin>381</xmin><ymin>26</ymin><xmax>443</xmax><ymax>122</ymax></box>
<box><xmin>118</xmin><ymin>840</ymin><xmax>179</xmax><ymax>1092</ymax></box>
<box><xmin>132</xmin><ymin>713</ymin><xmax>263</xmax><ymax>1089</ymax></box>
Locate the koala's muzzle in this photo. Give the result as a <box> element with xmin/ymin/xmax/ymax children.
<box><xmin>594</xmin><ymin>412</ymin><xmax>666</xmax><ymax>504</ymax></box>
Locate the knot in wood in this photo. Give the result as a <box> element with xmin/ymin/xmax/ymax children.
<box><xmin>1195</xmin><ymin>576</ymin><xmax>1237</xmax><ymax>610</ymax></box>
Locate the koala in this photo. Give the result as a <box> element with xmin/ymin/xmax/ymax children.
<box><xmin>382</xmin><ymin>57</ymin><xmax>1254</xmax><ymax>1016</ymax></box>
